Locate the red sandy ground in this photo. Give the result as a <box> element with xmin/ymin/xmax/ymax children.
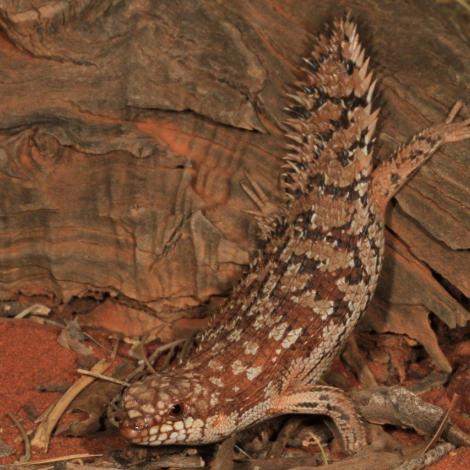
<box><xmin>0</xmin><ymin>317</ymin><xmax>469</xmax><ymax>468</ymax></box>
<box><xmin>0</xmin><ymin>318</ymin><xmax>125</xmax><ymax>466</ymax></box>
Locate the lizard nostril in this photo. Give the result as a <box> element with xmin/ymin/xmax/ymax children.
<box><xmin>119</xmin><ymin>417</ymin><xmax>141</xmax><ymax>440</ymax></box>
<box><xmin>131</xmin><ymin>417</ymin><xmax>147</xmax><ymax>431</ymax></box>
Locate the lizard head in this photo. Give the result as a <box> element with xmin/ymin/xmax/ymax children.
<box><xmin>119</xmin><ymin>370</ymin><xmax>232</xmax><ymax>445</ymax></box>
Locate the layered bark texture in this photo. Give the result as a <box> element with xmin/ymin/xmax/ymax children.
<box><xmin>0</xmin><ymin>1</ymin><xmax>468</xmax><ymax>359</ymax></box>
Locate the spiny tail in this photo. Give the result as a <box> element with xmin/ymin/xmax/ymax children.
<box><xmin>371</xmin><ymin>101</ymin><xmax>470</xmax><ymax>212</ymax></box>
<box><xmin>282</xmin><ymin>16</ymin><xmax>379</xmax><ymax>204</ymax></box>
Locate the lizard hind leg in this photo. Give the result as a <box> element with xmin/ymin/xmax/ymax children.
<box><xmin>241</xmin><ymin>171</ymin><xmax>285</xmax><ymax>241</ymax></box>
<box><xmin>371</xmin><ymin>101</ymin><xmax>470</xmax><ymax>214</ymax></box>
<box><xmin>272</xmin><ymin>385</ymin><xmax>367</xmax><ymax>454</ymax></box>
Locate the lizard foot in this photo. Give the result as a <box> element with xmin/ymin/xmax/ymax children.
<box><xmin>241</xmin><ymin>171</ymin><xmax>283</xmax><ymax>241</ymax></box>
<box><xmin>271</xmin><ymin>384</ymin><xmax>367</xmax><ymax>455</ymax></box>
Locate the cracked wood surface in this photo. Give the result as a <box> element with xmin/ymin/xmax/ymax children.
<box><xmin>0</xmin><ymin>1</ymin><xmax>468</xmax><ymax>340</ymax></box>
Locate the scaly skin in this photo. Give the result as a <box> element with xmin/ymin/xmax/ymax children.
<box><xmin>119</xmin><ymin>17</ymin><xmax>470</xmax><ymax>453</ymax></box>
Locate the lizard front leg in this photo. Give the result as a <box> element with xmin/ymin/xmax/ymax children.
<box><xmin>271</xmin><ymin>385</ymin><xmax>367</xmax><ymax>454</ymax></box>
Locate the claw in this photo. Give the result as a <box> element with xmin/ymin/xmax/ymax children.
<box><xmin>241</xmin><ymin>171</ymin><xmax>281</xmax><ymax>222</ymax></box>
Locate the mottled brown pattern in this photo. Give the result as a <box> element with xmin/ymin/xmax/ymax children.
<box><xmin>120</xmin><ymin>17</ymin><xmax>470</xmax><ymax>453</ymax></box>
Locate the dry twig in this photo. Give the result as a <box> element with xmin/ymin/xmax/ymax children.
<box><xmin>76</xmin><ymin>368</ymin><xmax>130</xmax><ymax>387</ymax></box>
<box><xmin>7</xmin><ymin>412</ymin><xmax>31</xmax><ymax>462</ymax></box>
<box><xmin>422</xmin><ymin>393</ymin><xmax>459</xmax><ymax>454</ymax></box>
<box><xmin>12</xmin><ymin>453</ymin><xmax>103</xmax><ymax>466</ymax></box>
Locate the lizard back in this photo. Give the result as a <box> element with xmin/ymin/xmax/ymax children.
<box><xmin>187</xmin><ymin>15</ymin><xmax>382</xmax><ymax>396</ymax></box>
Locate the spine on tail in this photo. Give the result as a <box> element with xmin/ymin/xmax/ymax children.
<box><xmin>282</xmin><ymin>17</ymin><xmax>379</xmax><ymax>211</ymax></box>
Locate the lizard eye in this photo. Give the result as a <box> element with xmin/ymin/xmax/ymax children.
<box><xmin>169</xmin><ymin>403</ymin><xmax>184</xmax><ymax>417</ymax></box>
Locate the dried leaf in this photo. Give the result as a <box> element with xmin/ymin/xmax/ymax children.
<box><xmin>57</xmin><ymin>319</ymin><xmax>93</xmax><ymax>356</ymax></box>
